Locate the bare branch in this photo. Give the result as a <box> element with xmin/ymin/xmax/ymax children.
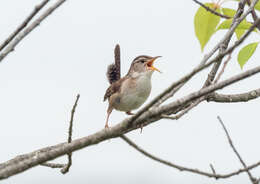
<box><xmin>120</xmin><ymin>135</ymin><xmax>260</xmax><ymax>180</ymax></box>
<box><xmin>192</xmin><ymin>0</ymin><xmax>231</xmax><ymax>19</ymax></box>
<box><xmin>203</xmin><ymin>0</ymin><xmax>246</xmax><ymax>87</ymax></box>
<box><xmin>40</xmin><ymin>94</ymin><xmax>80</xmax><ymax>173</ymax></box>
<box><xmin>41</xmin><ymin>162</ymin><xmax>65</xmax><ymax>169</ymax></box>
<box><xmin>161</xmin><ymin>97</ymin><xmax>203</xmax><ymax>120</ymax></box>
<box><xmin>214</xmin><ymin>53</ymin><xmax>232</xmax><ymax>83</ymax></box>
<box><xmin>0</xmin><ymin>0</ymin><xmax>50</xmax><ymax>52</ymax></box>
<box><xmin>210</xmin><ymin>164</ymin><xmax>216</xmax><ymax>175</ymax></box>
<box><xmin>217</xmin><ymin>116</ymin><xmax>257</xmax><ymax>183</ymax></box>
<box><xmin>208</xmin><ymin>89</ymin><xmax>260</xmax><ymax>103</ymax></box>
<box><xmin>0</xmin><ymin>0</ymin><xmax>67</xmax><ymax>62</ymax></box>
<box><xmin>246</xmin><ymin>0</ymin><xmax>260</xmax><ymax>30</ymax></box>
<box><xmin>61</xmin><ymin>94</ymin><xmax>80</xmax><ymax>174</ymax></box>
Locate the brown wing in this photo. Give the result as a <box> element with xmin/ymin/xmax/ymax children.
<box><xmin>106</xmin><ymin>44</ymin><xmax>121</xmax><ymax>84</ymax></box>
<box><xmin>103</xmin><ymin>77</ymin><xmax>127</xmax><ymax>101</ymax></box>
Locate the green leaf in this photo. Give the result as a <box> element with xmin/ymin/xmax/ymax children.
<box><xmin>194</xmin><ymin>3</ymin><xmax>221</xmax><ymax>51</ymax></box>
<box><xmin>221</xmin><ymin>8</ymin><xmax>236</xmax><ymax>17</ymax></box>
<box><xmin>235</xmin><ymin>29</ymin><xmax>245</xmax><ymax>39</ymax></box>
<box><xmin>217</xmin><ymin>19</ymin><xmax>254</xmax><ymax>30</ymax></box>
<box><xmin>254</xmin><ymin>1</ymin><xmax>260</xmax><ymax>12</ymax></box>
<box><xmin>237</xmin><ymin>42</ymin><xmax>259</xmax><ymax>69</ymax></box>
<box><xmin>216</xmin><ymin>19</ymin><xmax>256</xmax><ymax>39</ymax></box>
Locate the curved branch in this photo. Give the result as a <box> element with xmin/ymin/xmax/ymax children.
<box><xmin>208</xmin><ymin>89</ymin><xmax>260</xmax><ymax>103</ymax></box>
<box><xmin>192</xmin><ymin>0</ymin><xmax>231</xmax><ymax>19</ymax></box>
<box><xmin>120</xmin><ymin>135</ymin><xmax>260</xmax><ymax>180</ymax></box>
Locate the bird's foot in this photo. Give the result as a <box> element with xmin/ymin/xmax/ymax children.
<box><xmin>140</xmin><ymin>124</ymin><xmax>143</xmax><ymax>133</ymax></box>
<box><xmin>105</xmin><ymin>124</ymin><xmax>110</xmax><ymax>129</ymax></box>
<box><xmin>126</xmin><ymin>111</ymin><xmax>135</xmax><ymax>115</ymax></box>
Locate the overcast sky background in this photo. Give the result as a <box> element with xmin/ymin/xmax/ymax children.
<box><xmin>0</xmin><ymin>0</ymin><xmax>260</xmax><ymax>183</ymax></box>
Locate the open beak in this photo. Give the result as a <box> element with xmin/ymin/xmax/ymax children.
<box><xmin>146</xmin><ymin>56</ymin><xmax>162</xmax><ymax>73</ymax></box>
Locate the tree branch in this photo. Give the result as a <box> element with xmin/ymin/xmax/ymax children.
<box><xmin>217</xmin><ymin>116</ymin><xmax>257</xmax><ymax>183</ymax></box>
<box><xmin>120</xmin><ymin>135</ymin><xmax>260</xmax><ymax>180</ymax></box>
<box><xmin>0</xmin><ymin>0</ymin><xmax>67</xmax><ymax>62</ymax></box>
<box><xmin>192</xmin><ymin>0</ymin><xmax>231</xmax><ymax>19</ymax></box>
<box><xmin>207</xmin><ymin>88</ymin><xmax>260</xmax><ymax>103</ymax></box>
<box><xmin>40</xmin><ymin>94</ymin><xmax>80</xmax><ymax>173</ymax></box>
<box><xmin>0</xmin><ymin>0</ymin><xmax>50</xmax><ymax>52</ymax></box>
<box><xmin>246</xmin><ymin>0</ymin><xmax>260</xmax><ymax>30</ymax></box>
<box><xmin>61</xmin><ymin>94</ymin><xmax>80</xmax><ymax>174</ymax></box>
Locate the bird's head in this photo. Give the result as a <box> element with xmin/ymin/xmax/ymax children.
<box><xmin>127</xmin><ymin>55</ymin><xmax>161</xmax><ymax>77</ymax></box>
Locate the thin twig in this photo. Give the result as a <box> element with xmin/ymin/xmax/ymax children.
<box><xmin>41</xmin><ymin>162</ymin><xmax>65</xmax><ymax>168</ymax></box>
<box><xmin>203</xmin><ymin>0</ymin><xmax>247</xmax><ymax>87</ymax></box>
<box><xmin>161</xmin><ymin>97</ymin><xmax>204</xmax><ymax>120</ymax></box>
<box><xmin>61</xmin><ymin>94</ymin><xmax>80</xmax><ymax>174</ymax></box>
<box><xmin>246</xmin><ymin>0</ymin><xmax>260</xmax><ymax>30</ymax></box>
<box><xmin>214</xmin><ymin>53</ymin><xmax>232</xmax><ymax>83</ymax></box>
<box><xmin>217</xmin><ymin>116</ymin><xmax>257</xmax><ymax>183</ymax></box>
<box><xmin>0</xmin><ymin>0</ymin><xmax>50</xmax><ymax>52</ymax></box>
<box><xmin>193</xmin><ymin>0</ymin><xmax>231</xmax><ymax>19</ymax></box>
<box><xmin>210</xmin><ymin>164</ymin><xmax>216</xmax><ymax>175</ymax></box>
<box><xmin>40</xmin><ymin>94</ymin><xmax>80</xmax><ymax>173</ymax></box>
<box><xmin>0</xmin><ymin>0</ymin><xmax>67</xmax><ymax>62</ymax></box>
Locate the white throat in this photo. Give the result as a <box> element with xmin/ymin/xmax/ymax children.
<box><xmin>131</xmin><ymin>70</ymin><xmax>153</xmax><ymax>79</ymax></box>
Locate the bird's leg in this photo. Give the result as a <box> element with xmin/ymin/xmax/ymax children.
<box><xmin>126</xmin><ymin>111</ymin><xmax>135</xmax><ymax>115</ymax></box>
<box><xmin>105</xmin><ymin>107</ymin><xmax>113</xmax><ymax>128</ymax></box>
<box><xmin>140</xmin><ymin>124</ymin><xmax>143</xmax><ymax>133</ymax></box>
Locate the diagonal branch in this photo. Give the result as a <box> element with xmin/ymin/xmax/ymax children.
<box><xmin>0</xmin><ymin>0</ymin><xmax>67</xmax><ymax>62</ymax></box>
<box><xmin>246</xmin><ymin>0</ymin><xmax>260</xmax><ymax>30</ymax></box>
<box><xmin>0</xmin><ymin>0</ymin><xmax>50</xmax><ymax>52</ymax></box>
<box><xmin>217</xmin><ymin>116</ymin><xmax>257</xmax><ymax>183</ymax></box>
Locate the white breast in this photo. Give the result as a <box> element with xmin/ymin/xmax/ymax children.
<box><xmin>114</xmin><ymin>72</ymin><xmax>152</xmax><ymax>112</ymax></box>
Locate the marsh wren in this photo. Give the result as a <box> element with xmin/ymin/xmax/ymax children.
<box><xmin>104</xmin><ymin>44</ymin><xmax>161</xmax><ymax>128</ymax></box>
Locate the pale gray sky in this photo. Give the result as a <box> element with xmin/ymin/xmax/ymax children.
<box><xmin>0</xmin><ymin>0</ymin><xmax>260</xmax><ymax>183</ymax></box>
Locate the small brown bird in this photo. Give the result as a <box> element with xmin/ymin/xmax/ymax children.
<box><xmin>103</xmin><ymin>44</ymin><xmax>161</xmax><ymax>128</ymax></box>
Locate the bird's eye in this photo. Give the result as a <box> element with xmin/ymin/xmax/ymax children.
<box><xmin>140</xmin><ymin>60</ymin><xmax>145</xmax><ymax>63</ymax></box>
